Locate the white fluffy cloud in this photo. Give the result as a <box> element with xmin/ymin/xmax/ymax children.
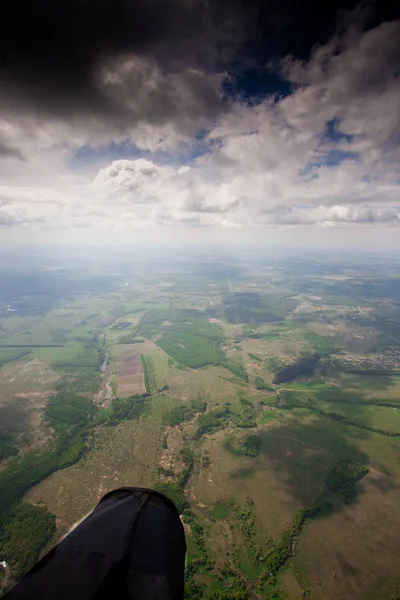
<box><xmin>0</xmin><ymin>17</ymin><xmax>399</xmax><ymax>242</ymax></box>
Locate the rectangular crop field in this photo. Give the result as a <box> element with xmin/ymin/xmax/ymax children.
<box><xmin>113</xmin><ymin>344</ymin><xmax>145</xmax><ymax>397</ymax></box>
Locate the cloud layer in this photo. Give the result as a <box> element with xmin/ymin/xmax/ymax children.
<box><xmin>0</xmin><ymin>2</ymin><xmax>399</xmax><ymax>243</ymax></box>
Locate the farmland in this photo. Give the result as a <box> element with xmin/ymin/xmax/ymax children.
<box><xmin>1</xmin><ymin>248</ymin><xmax>400</xmax><ymax>599</ymax></box>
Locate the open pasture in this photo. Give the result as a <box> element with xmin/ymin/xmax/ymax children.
<box><xmin>292</xmin><ymin>469</ymin><xmax>400</xmax><ymax>599</ymax></box>
<box><xmin>0</xmin><ymin>359</ymin><xmax>57</xmax><ymax>449</ymax></box>
<box><xmin>25</xmin><ymin>415</ymin><xmax>163</xmax><ymax>536</ymax></box>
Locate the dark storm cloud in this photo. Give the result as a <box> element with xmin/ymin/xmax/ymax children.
<box><xmin>0</xmin><ymin>0</ymin><xmax>398</xmax><ymax>139</ymax></box>
<box><xmin>0</xmin><ymin>142</ymin><xmax>25</xmax><ymax>161</ymax></box>
<box><xmin>0</xmin><ymin>0</ymin><xmax>392</xmax><ymax>119</ymax></box>
<box><xmin>0</xmin><ymin>0</ymin><xmax>248</xmax><ymax>121</ymax></box>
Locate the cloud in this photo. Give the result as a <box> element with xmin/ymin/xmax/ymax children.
<box><xmin>96</xmin><ymin>60</ymin><xmax>225</xmax><ymax>149</ymax></box>
<box><xmin>198</xmin><ymin>17</ymin><xmax>400</xmax><ymax>220</ymax></box>
<box><xmin>0</xmin><ymin>0</ymin><xmax>247</xmax><ymax>152</ymax></box>
<box><xmin>0</xmin><ymin>7</ymin><xmax>400</xmax><ymax>243</ymax></box>
<box><xmin>92</xmin><ymin>158</ymin><xmax>177</xmax><ymax>203</ymax></box>
<box><xmin>0</xmin><ymin>142</ymin><xmax>25</xmax><ymax>161</ymax></box>
<box><xmin>0</xmin><ymin>61</ymin><xmax>226</xmax><ymax>154</ymax></box>
<box><xmin>2</xmin><ymin>0</ymin><xmax>386</xmax><ymax>153</ymax></box>
<box><xmin>88</xmin><ymin>15</ymin><xmax>400</xmax><ymax>232</ymax></box>
<box><xmin>280</xmin><ymin>20</ymin><xmax>400</xmax><ymax>164</ymax></box>
<box><xmin>261</xmin><ymin>204</ymin><xmax>400</xmax><ymax>226</ymax></box>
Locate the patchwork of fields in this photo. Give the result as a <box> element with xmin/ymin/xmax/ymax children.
<box><xmin>1</xmin><ymin>253</ymin><xmax>400</xmax><ymax>599</ymax></box>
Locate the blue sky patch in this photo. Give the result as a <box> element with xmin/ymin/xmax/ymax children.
<box><xmin>224</xmin><ymin>67</ymin><xmax>292</xmax><ymax>102</ymax></box>
<box><xmin>68</xmin><ymin>139</ymin><xmax>212</xmax><ymax>171</ymax></box>
<box><xmin>322</xmin><ymin>118</ymin><xmax>353</xmax><ymax>144</ymax></box>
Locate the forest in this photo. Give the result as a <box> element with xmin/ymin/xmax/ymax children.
<box><xmin>0</xmin><ymin>503</ymin><xmax>56</xmax><ymax>577</ymax></box>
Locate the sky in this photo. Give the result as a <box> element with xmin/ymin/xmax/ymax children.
<box><xmin>0</xmin><ymin>0</ymin><xmax>399</xmax><ymax>249</ymax></box>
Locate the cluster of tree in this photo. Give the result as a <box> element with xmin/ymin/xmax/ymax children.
<box><xmin>255</xmin><ymin>377</ymin><xmax>272</xmax><ymax>391</ymax></box>
<box><xmin>236</xmin><ymin>435</ymin><xmax>262</xmax><ymax>457</ymax></box>
<box><xmin>191</xmin><ymin>397</ymin><xmax>207</xmax><ymax>413</ymax></box>
<box><xmin>0</xmin><ymin>344</ymin><xmax>62</xmax><ymax>348</ymax></box>
<box><xmin>195</xmin><ymin>407</ymin><xmax>230</xmax><ymax>439</ymax></box>
<box><xmin>158</xmin><ymin>466</ymin><xmax>174</xmax><ymax>477</ymax></box>
<box><xmin>141</xmin><ymin>354</ymin><xmax>152</xmax><ymax>393</ymax></box>
<box><xmin>272</xmin><ymin>354</ymin><xmax>321</xmax><ymax>384</ymax></box>
<box><xmin>118</xmin><ymin>333</ymin><xmax>144</xmax><ymax>344</ymax></box>
<box><xmin>154</xmin><ymin>481</ymin><xmax>187</xmax><ymax>513</ymax></box>
<box><xmin>291</xmin><ymin>401</ymin><xmax>400</xmax><ymax>439</ymax></box>
<box><xmin>221</xmin><ymin>360</ymin><xmax>248</xmax><ymax>382</ymax></box>
<box><xmin>234</xmin><ymin>421</ymin><xmax>256</xmax><ymax>429</ymax></box>
<box><xmin>182</xmin><ymin>508</ymin><xmax>215</xmax><ymax>599</ymax></box>
<box><xmin>45</xmin><ymin>392</ymin><xmax>97</xmax><ymax>429</ymax></box>
<box><xmin>184</xmin><ymin>579</ymin><xmax>204</xmax><ymax>600</ymax></box>
<box><xmin>186</xmin><ymin>518</ymin><xmax>207</xmax><ymax>557</ymax></box>
<box><xmin>202</xmin><ymin>455</ymin><xmax>211</xmax><ymax>468</ymax></box>
<box><xmin>196</xmin><ymin>413</ymin><xmax>221</xmax><ymax>438</ymax></box>
<box><xmin>342</xmin><ymin>399</ymin><xmax>400</xmax><ymax>409</ymax></box>
<box><xmin>229</xmin><ymin>498</ymin><xmax>255</xmax><ymax>541</ymax></box>
<box><xmin>325</xmin><ymin>459</ymin><xmax>369</xmax><ymax>502</ymax></box>
<box><xmin>239</xmin><ymin>396</ymin><xmax>252</xmax><ymax>407</ymax></box>
<box><xmin>214</xmin><ymin>564</ymin><xmax>248</xmax><ymax>600</ymax></box>
<box><xmin>0</xmin><ymin>424</ymin><xmax>88</xmax><ymax>533</ymax></box>
<box><xmin>55</xmin><ymin>361</ymin><xmax>99</xmax><ymax>369</ymax></box>
<box><xmin>109</xmin><ymin>394</ymin><xmax>150</xmax><ymax>424</ymax></box>
<box><xmin>231</xmin><ymin>398</ymin><xmax>257</xmax><ymax>429</ymax></box>
<box><xmin>71</xmin><ymin>334</ymin><xmax>97</xmax><ymax>344</ymax></box>
<box><xmin>209</xmin><ymin>591</ymin><xmax>248</xmax><ymax>600</ymax></box>
<box><xmin>323</xmin><ymin>411</ymin><xmax>400</xmax><ymax>437</ymax></box>
<box><xmin>302</xmin><ymin>498</ymin><xmax>333</xmax><ymax>518</ymax></box>
<box><xmin>0</xmin><ymin>434</ymin><xmax>18</xmax><ymax>461</ymax></box>
<box><xmin>0</xmin><ymin>350</ymin><xmax>32</xmax><ymax>367</ymax></box>
<box><xmin>340</xmin><ymin>368</ymin><xmax>398</xmax><ymax>376</ymax></box>
<box><xmin>258</xmin><ymin>497</ymin><xmax>333</xmax><ymax>585</ymax></box>
<box><xmin>259</xmin><ymin>511</ymin><xmax>304</xmax><ymax>583</ymax></box>
<box><xmin>155</xmin><ymin>446</ymin><xmax>195</xmax><ymax>511</ymax></box>
<box><xmin>110</xmin><ymin>321</ymin><xmax>131</xmax><ymax>331</ymax></box>
<box><xmin>164</xmin><ymin>397</ymin><xmax>207</xmax><ymax>428</ymax></box>
<box><xmin>265</xmin><ymin>356</ymin><xmax>285</xmax><ymax>372</ymax></box>
<box><xmin>177</xmin><ymin>447</ymin><xmax>194</xmax><ymax>488</ymax></box>
<box><xmin>164</xmin><ymin>406</ymin><xmax>192</xmax><ymax>427</ymax></box>
<box><xmin>0</xmin><ymin>503</ymin><xmax>56</xmax><ymax>578</ymax></box>
<box><xmin>56</xmin><ymin>368</ymin><xmax>101</xmax><ymax>396</ymax></box>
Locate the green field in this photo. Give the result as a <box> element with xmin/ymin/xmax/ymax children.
<box><xmin>156</xmin><ymin>329</ymin><xmax>223</xmax><ymax>367</ymax></box>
